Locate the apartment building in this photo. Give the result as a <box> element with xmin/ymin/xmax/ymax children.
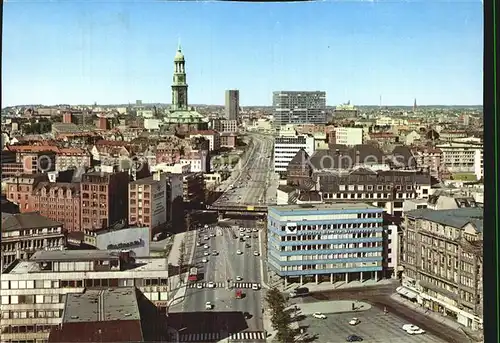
<box><xmin>272</xmin><ymin>91</ymin><xmax>327</xmax><ymax>128</ymax></box>
<box><xmin>80</xmin><ymin>171</ymin><xmax>130</xmax><ymax>231</ymax></box>
<box><xmin>4</xmin><ymin>174</ymin><xmax>48</xmax><ymax>213</ymax></box>
<box><xmin>2</xmin><ymin>151</ymin><xmax>56</xmax><ymax>177</ymax></box>
<box><xmin>332</xmin><ymin>127</ymin><xmax>363</xmax><ymax>145</ymax></box>
<box><xmin>181</xmin><ymin>172</ymin><xmax>205</xmax><ymax>209</ymax></box>
<box><xmin>1</xmin><ymin>213</ymin><xmax>65</xmax><ymax>271</ymax></box>
<box><xmin>128</xmin><ymin>173</ymin><xmax>168</xmax><ymax>235</ymax></box>
<box><xmin>411</xmin><ymin>147</ymin><xmax>443</xmax><ymax>178</ymax></box>
<box><xmin>0</xmin><ymin>250</ymin><xmax>169</xmax><ymax>343</ymax></box>
<box><xmin>401</xmin><ymin>208</ymin><xmax>483</xmax><ymax>331</ymax></box>
<box><xmin>267</xmin><ymin>203</ymin><xmax>385</xmax><ymax>286</ymax></box>
<box><xmin>315</xmin><ymin>170</ymin><xmax>431</xmax><ymax>217</ymax></box>
<box><xmin>220</xmin><ymin>133</ymin><xmax>237</xmax><ymax>148</ymax></box>
<box><xmin>31</xmin><ymin>182</ymin><xmax>81</xmax><ymax>232</ymax></box>
<box><xmin>274</xmin><ymin>135</ymin><xmax>315</xmax><ymax>177</ymax></box>
<box><xmin>216</xmin><ymin>120</ymin><xmax>238</xmax><ymax>133</ymax></box>
<box><xmin>191</xmin><ymin>130</ymin><xmax>221</xmax><ymax>152</ymax></box>
<box><xmin>54</xmin><ymin>148</ymin><xmax>91</xmax><ymax>172</ymax></box>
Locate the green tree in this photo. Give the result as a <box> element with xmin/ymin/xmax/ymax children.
<box><xmin>265</xmin><ymin>287</ymin><xmax>296</xmax><ymax>343</ymax></box>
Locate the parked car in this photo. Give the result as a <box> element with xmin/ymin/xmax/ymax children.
<box><xmin>205</xmin><ymin>302</ymin><xmax>213</xmax><ymax>310</ymax></box>
<box><xmin>312</xmin><ymin>312</ymin><xmax>326</xmax><ymax>319</ymax></box>
<box><xmin>349</xmin><ymin>318</ymin><xmax>360</xmax><ymax>326</ymax></box>
<box><xmin>346</xmin><ymin>335</ymin><xmax>363</xmax><ymax>342</ymax></box>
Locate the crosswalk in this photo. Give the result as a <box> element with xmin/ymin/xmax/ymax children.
<box><xmin>232</xmin><ymin>282</ymin><xmax>260</xmax><ymax>289</ymax></box>
<box><xmin>179</xmin><ymin>331</ymin><xmax>267</xmax><ymax>342</ymax></box>
<box><xmin>187</xmin><ymin>282</ymin><xmax>225</xmax><ymax>288</ymax></box>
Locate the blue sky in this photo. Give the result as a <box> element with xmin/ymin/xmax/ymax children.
<box><xmin>2</xmin><ymin>1</ymin><xmax>483</xmax><ymax>107</ymax></box>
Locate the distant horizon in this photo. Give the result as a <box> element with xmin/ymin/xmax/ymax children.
<box><xmin>3</xmin><ymin>2</ymin><xmax>483</xmax><ymax>107</ymax></box>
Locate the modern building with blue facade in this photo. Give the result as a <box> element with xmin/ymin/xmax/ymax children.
<box><xmin>267</xmin><ymin>203</ymin><xmax>384</xmax><ymax>286</ymax></box>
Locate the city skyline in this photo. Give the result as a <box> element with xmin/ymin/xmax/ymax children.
<box><xmin>2</xmin><ymin>1</ymin><xmax>483</xmax><ymax>107</ymax></box>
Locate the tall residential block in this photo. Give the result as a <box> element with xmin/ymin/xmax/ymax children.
<box><xmin>272</xmin><ymin>91</ymin><xmax>326</xmax><ymax>127</ymax></box>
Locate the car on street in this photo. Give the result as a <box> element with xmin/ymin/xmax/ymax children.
<box><xmin>252</xmin><ymin>283</ymin><xmax>260</xmax><ymax>290</ymax></box>
<box><xmin>239</xmin><ymin>228</ymin><xmax>245</xmax><ymax>232</ymax></box>
<box><xmin>201</xmin><ymin>258</ymin><xmax>208</xmax><ymax>263</ymax></box>
<box><xmin>349</xmin><ymin>318</ymin><xmax>360</xmax><ymax>326</ymax></box>
<box><xmin>203</xmin><ymin>244</ymin><xmax>209</xmax><ymax>249</ymax></box>
<box><xmin>207</xmin><ymin>281</ymin><xmax>215</xmax><ymax>288</ymax></box>
<box><xmin>205</xmin><ymin>302</ymin><xmax>213</xmax><ymax>310</ymax></box>
<box><xmin>253</xmin><ymin>251</ymin><xmax>260</xmax><ymax>256</ymax></box>
<box><xmin>312</xmin><ymin>312</ymin><xmax>326</xmax><ymax>319</ymax></box>
<box><xmin>203</xmin><ymin>251</ymin><xmax>209</xmax><ymax>256</ymax></box>
<box><xmin>203</xmin><ymin>236</ymin><xmax>209</xmax><ymax>240</ymax></box>
<box><xmin>252</xmin><ymin>228</ymin><xmax>258</xmax><ymax>232</ymax></box>
<box><xmin>212</xmin><ymin>250</ymin><xmax>218</xmax><ymax>256</ymax></box>
<box><xmin>196</xmin><ymin>283</ymin><xmax>203</xmax><ymax>289</ymax></box>
<box><xmin>236</xmin><ymin>250</ymin><xmax>243</xmax><ymax>255</ymax></box>
<box><xmin>210</xmin><ymin>233</ymin><xmax>216</xmax><ymax>237</ymax></box>
<box><xmin>402</xmin><ymin>324</ymin><xmax>426</xmax><ymax>335</ymax></box>
<box><xmin>236</xmin><ymin>276</ymin><xmax>243</xmax><ymax>281</ymax></box>
<box><xmin>196</xmin><ymin>241</ymin><xmax>201</xmax><ymax>246</ymax></box>
<box><xmin>346</xmin><ymin>335</ymin><xmax>363</xmax><ymax>342</ymax></box>
<box><xmin>245</xmin><ymin>243</ymin><xmax>251</xmax><ymax>248</ymax></box>
<box><xmin>245</xmin><ymin>235</ymin><xmax>250</xmax><ymax>239</ymax></box>
<box><xmin>243</xmin><ymin>312</ymin><xmax>252</xmax><ymax>319</ymax></box>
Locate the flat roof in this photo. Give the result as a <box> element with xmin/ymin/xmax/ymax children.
<box><xmin>30</xmin><ymin>250</ymin><xmax>120</xmax><ymax>262</ymax></box>
<box><xmin>63</xmin><ymin>287</ymin><xmax>140</xmax><ymax>323</ymax></box>
<box><xmin>7</xmin><ymin>255</ymin><xmax>168</xmax><ymax>275</ymax></box>
<box><xmin>269</xmin><ymin>203</ymin><xmax>380</xmax><ymax>213</ymax></box>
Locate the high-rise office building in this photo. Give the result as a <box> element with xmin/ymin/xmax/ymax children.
<box><xmin>272</xmin><ymin>91</ymin><xmax>326</xmax><ymax>127</ymax></box>
<box><xmin>225</xmin><ymin>90</ymin><xmax>240</xmax><ymax>121</ymax></box>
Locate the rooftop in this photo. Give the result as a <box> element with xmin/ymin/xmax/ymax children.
<box><xmin>7</xmin><ymin>252</ymin><xmax>168</xmax><ymax>274</ymax></box>
<box><xmin>1</xmin><ymin>212</ymin><xmax>62</xmax><ymax>232</ymax></box>
<box><xmin>63</xmin><ymin>287</ymin><xmax>140</xmax><ymax>323</ymax></box>
<box><xmin>269</xmin><ymin>202</ymin><xmax>381</xmax><ymax>213</ymax></box>
<box><xmin>406</xmin><ymin>208</ymin><xmax>483</xmax><ymax>232</ymax></box>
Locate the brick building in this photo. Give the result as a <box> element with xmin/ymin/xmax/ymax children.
<box><xmin>4</xmin><ymin>174</ymin><xmax>48</xmax><ymax>212</ymax></box>
<box><xmin>80</xmin><ymin>171</ymin><xmax>130</xmax><ymax>230</ymax></box>
<box><xmin>32</xmin><ymin>182</ymin><xmax>81</xmax><ymax>232</ymax></box>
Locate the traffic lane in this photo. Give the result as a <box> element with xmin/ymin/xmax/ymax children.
<box><xmin>302</xmin><ymin>289</ymin><xmax>469</xmax><ymax>343</ymax></box>
<box><xmin>240</xmin><ymin>288</ymin><xmax>264</xmax><ymax>331</ymax></box>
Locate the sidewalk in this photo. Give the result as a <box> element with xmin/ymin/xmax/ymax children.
<box><xmin>390</xmin><ymin>294</ymin><xmax>483</xmax><ymax>342</ymax></box>
<box><xmin>167</xmin><ymin>230</ymin><xmax>197</xmax><ymax>306</ymax></box>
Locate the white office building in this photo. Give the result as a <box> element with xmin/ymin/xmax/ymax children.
<box><xmin>333</xmin><ymin>127</ymin><xmax>363</xmax><ymax>145</ymax></box>
<box><xmin>273</xmin><ymin>135</ymin><xmax>315</xmax><ymax>177</ymax></box>
<box><xmin>436</xmin><ymin>139</ymin><xmax>483</xmax><ymax>180</ymax></box>
<box><xmin>0</xmin><ymin>250</ymin><xmax>170</xmax><ymax>343</ymax></box>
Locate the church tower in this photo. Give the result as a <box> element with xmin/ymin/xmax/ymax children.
<box><xmin>171</xmin><ymin>44</ymin><xmax>188</xmax><ymax>111</ymax></box>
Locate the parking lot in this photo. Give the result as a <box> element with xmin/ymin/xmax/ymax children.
<box><xmin>303</xmin><ymin>307</ymin><xmax>451</xmax><ymax>343</ymax></box>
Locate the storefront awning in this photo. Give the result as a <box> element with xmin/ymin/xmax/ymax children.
<box><xmin>396</xmin><ymin>286</ymin><xmax>418</xmax><ymax>300</ymax></box>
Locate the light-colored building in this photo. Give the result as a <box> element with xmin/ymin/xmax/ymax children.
<box><xmin>128</xmin><ymin>173</ymin><xmax>168</xmax><ymax>234</ymax></box>
<box><xmin>95</xmin><ymin>226</ymin><xmax>151</xmax><ymax>257</ymax></box>
<box><xmin>273</xmin><ymin>135</ymin><xmax>315</xmax><ymax>177</ymax></box>
<box><xmin>273</xmin><ymin>91</ymin><xmax>327</xmax><ymax>128</ymax></box>
<box><xmin>55</xmin><ymin>148</ymin><xmax>91</xmax><ymax>172</ymax></box>
<box><xmin>191</xmin><ymin>130</ymin><xmax>221</xmax><ymax>152</ymax></box>
<box><xmin>0</xmin><ymin>250</ymin><xmax>170</xmax><ymax>342</ymax></box>
<box><xmin>144</xmin><ymin>118</ymin><xmax>161</xmax><ymax>131</ymax></box>
<box><xmin>267</xmin><ymin>203</ymin><xmax>385</xmax><ymax>286</ymax></box>
<box><xmin>401</xmin><ymin>208</ymin><xmax>483</xmax><ymax>332</ymax></box>
<box><xmin>1</xmin><ymin>213</ymin><xmax>65</xmax><ymax>271</ymax></box>
<box><xmin>436</xmin><ymin>139</ymin><xmax>483</xmax><ymax>180</ymax></box>
<box><xmin>332</xmin><ymin>127</ymin><xmax>363</xmax><ymax>145</ymax></box>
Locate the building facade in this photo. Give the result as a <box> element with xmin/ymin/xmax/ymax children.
<box><xmin>128</xmin><ymin>173</ymin><xmax>168</xmax><ymax>235</ymax></box>
<box><xmin>436</xmin><ymin>140</ymin><xmax>483</xmax><ymax>180</ymax></box>
<box><xmin>267</xmin><ymin>203</ymin><xmax>384</xmax><ymax>286</ymax></box>
<box><xmin>272</xmin><ymin>91</ymin><xmax>327</xmax><ymax>128</ymax></box>
<box><xmin>1</xmin><ymin>213</ymin><xmax>65</xmax><ymax>271</ymax></box>
<box><xmin>333</xmin><ymin>127</ymin><xmax>363</xmax><ymax>146</ymax></box>
<box><xmin>4</xmin><ymin>175</ymin><xmax>48</xmax><ymax>213</ymax></box>
<box><xmin>80</xmin><ymin>171</ymin><xmax>130</xmax><ymax>231</ymax></box>
<box><xmin>401</xmin><ymin>208</ymin><xmax>483</xmax><ymax>331</ymax></box>
<box><xmin>0</xmin><ymin>250</ymin><xmax>170</xmax><ymax>343</ymax></box>
<box><xmin>273</xmin><ymin>135</ymin><xmax>315</xmax><ymax>177</ymax></box>
<box><xmin>31</xmin><ymin>182</ymin><xmax>81</xmax><ymax>232</ymax></box>
<box><xmin>224</xmin><ymin>90</ymin><xmax>240</xmax><ymax>121</ymax></box>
